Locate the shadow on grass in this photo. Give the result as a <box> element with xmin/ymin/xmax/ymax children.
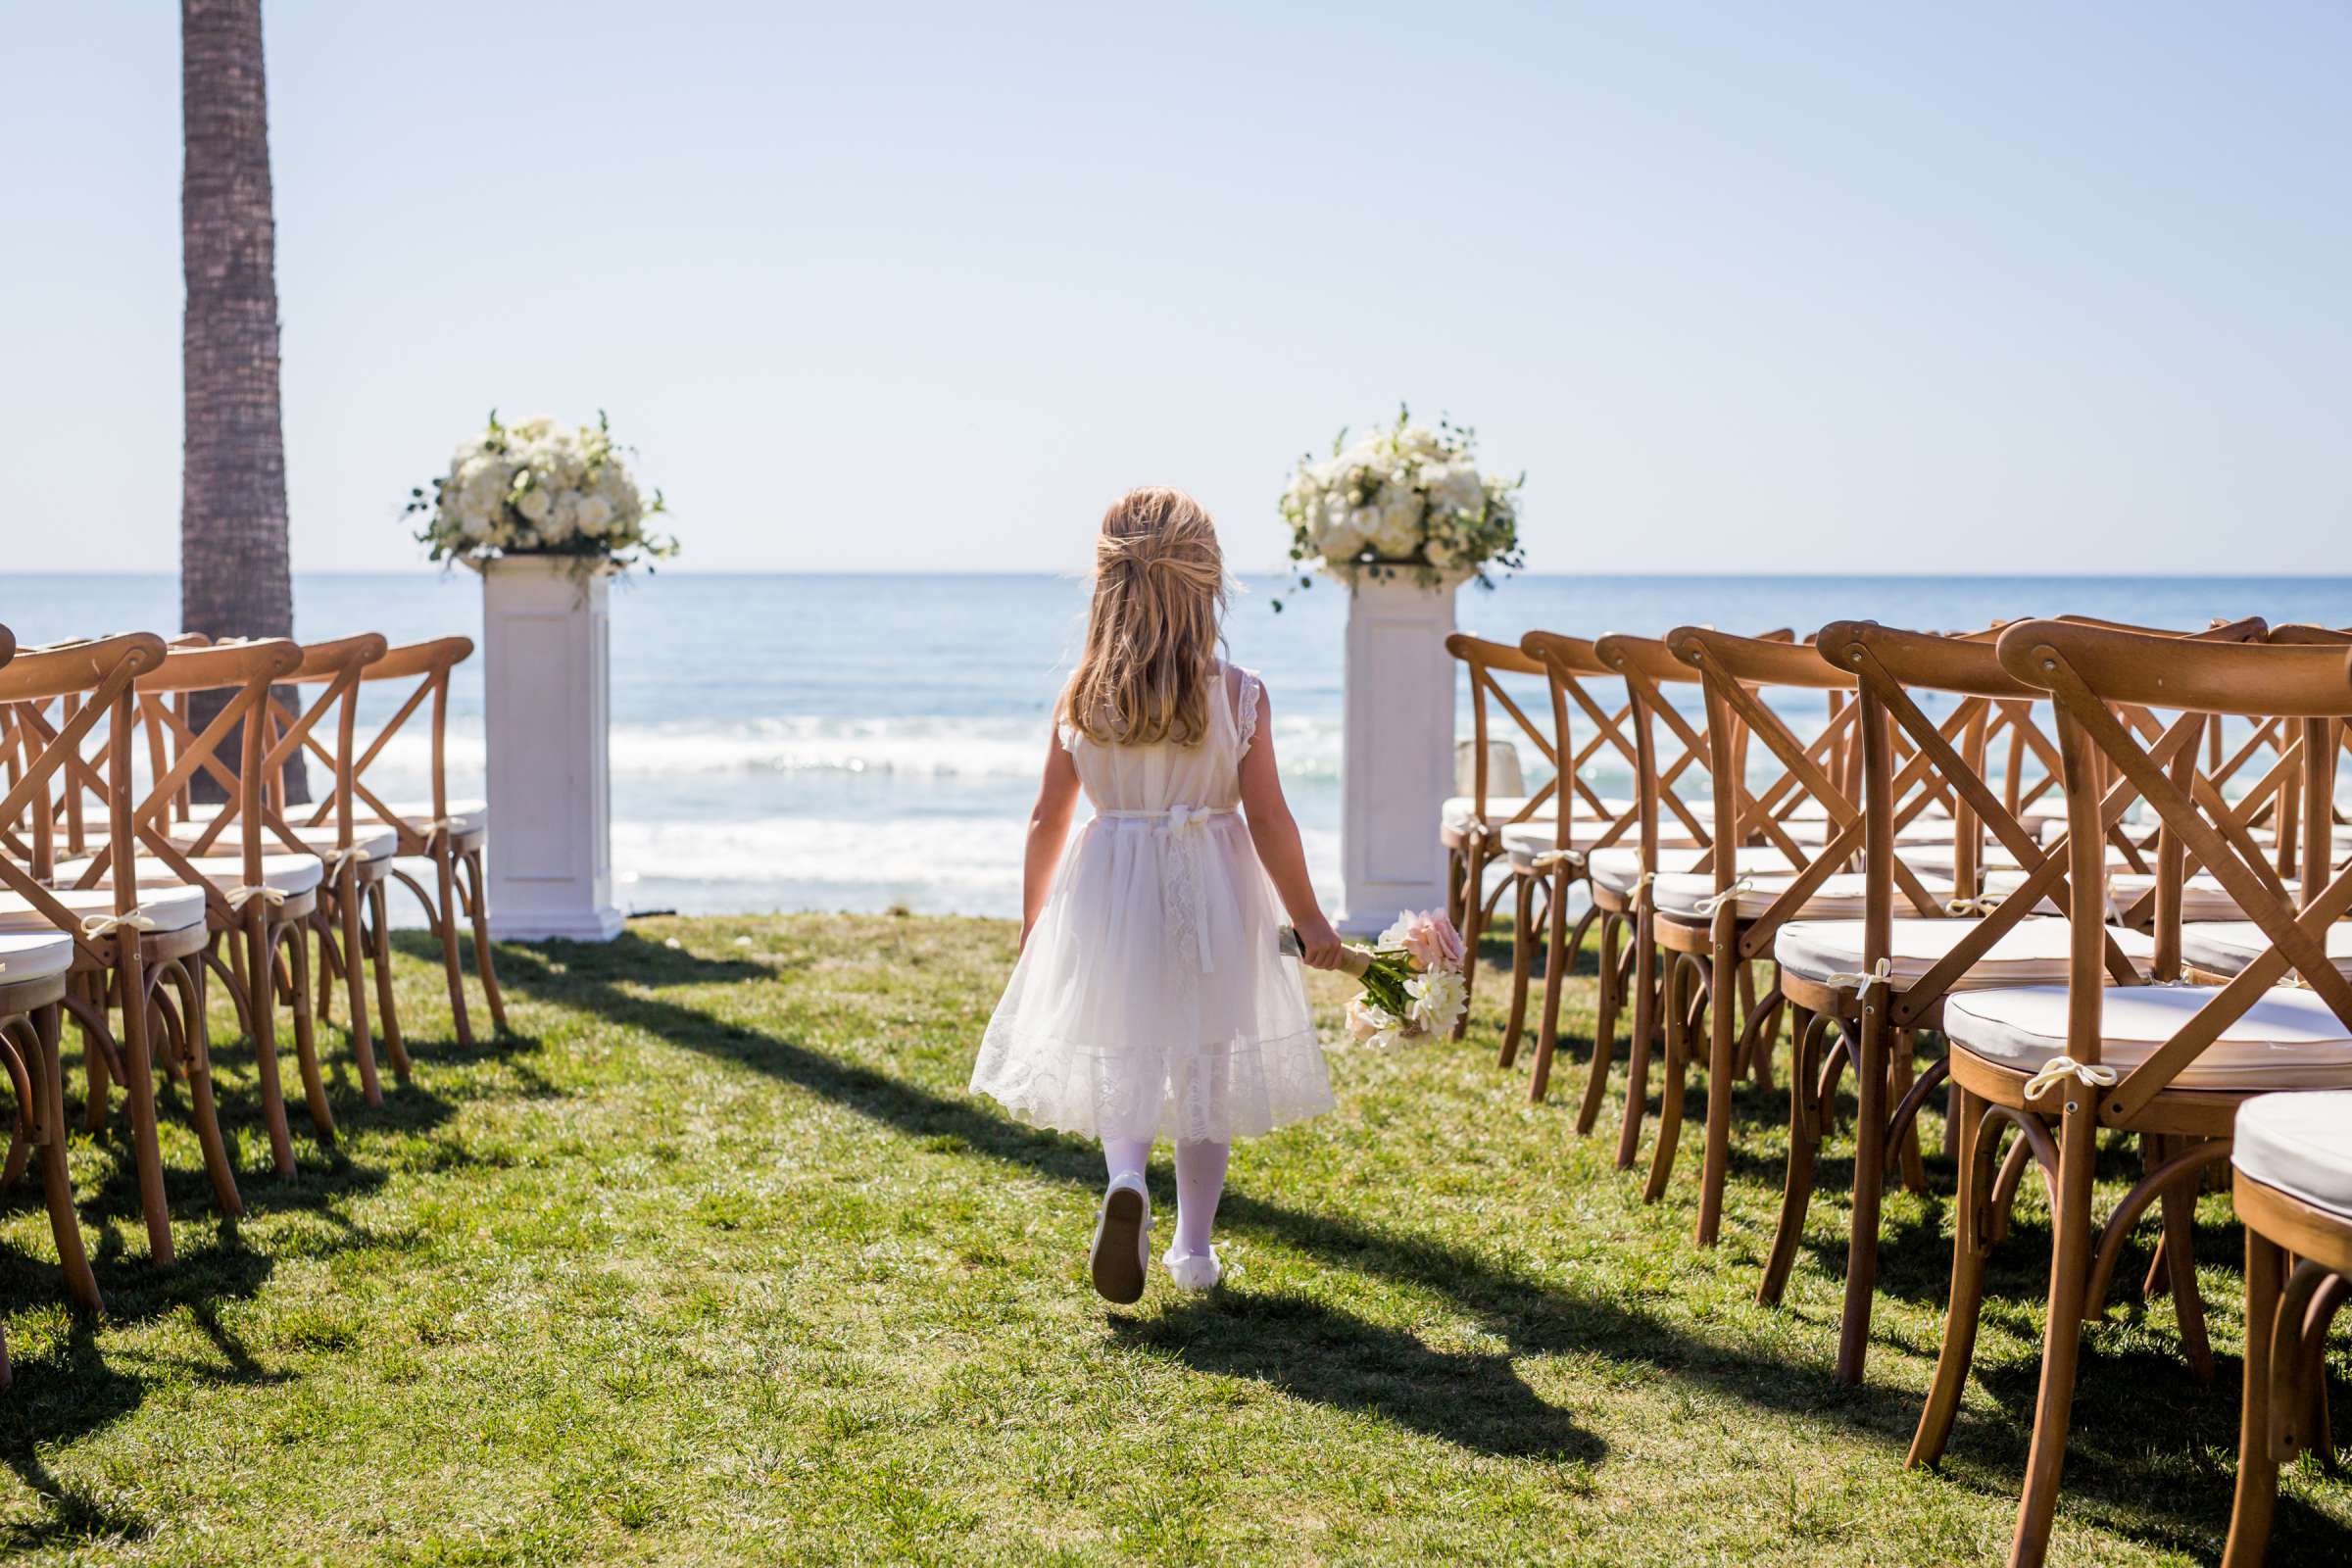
<box><xmin>1114</xmin><ymin>1294</ymin><xmax>1604</xmax><ymax>1461</ymax></box>
<box><xmin>490</xmin><ymin>936</ymin><xmax>2352</xmax><ymax>1557</ymax></box>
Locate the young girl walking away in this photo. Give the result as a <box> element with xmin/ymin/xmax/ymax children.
<box><xmin>969</xmin><ymin>487</ymin><xmax>1347</xmax><ymax>1302</ymax></box>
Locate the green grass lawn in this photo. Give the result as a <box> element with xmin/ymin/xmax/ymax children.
<box><xmin>1</xmin><ymin>913</ymin><xmax>2346</xmax><ymax>1564</ymax></box>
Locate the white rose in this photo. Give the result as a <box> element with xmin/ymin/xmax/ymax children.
<box><xmin>575</xmin><ymin>494</ymin><xmax>612</xmax><ymax>536</ymax></box>
<box><xmin>1320</xmin><ymin>514</ymin><xmax>1368</xmax><ymax>560</ymax></box>
<box><xmin>1427</xmin><ymin>461</ymin><xmax>1484</xmax><ymax>516</ymax></box>
<box><xmin>1397</xmin><ymin>423</ymin><xmax>1444</xmax><ymax>459</ymax></box>
<box><xmin>516</xmin><ymin>485</ymin><xmax>552</xmax><ymax>524</ymax></box>
<box><xmin>1372</xmin><ymin>484</ymin><xmax>1423</xmax><ymax>556</ymax></box>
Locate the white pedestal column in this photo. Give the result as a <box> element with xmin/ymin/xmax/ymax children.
<box><xmin>478</xmin><ymin>557</ymin><xmax>624</xmax><ymax>941</ymax></box>
<box><xmin>1337</xmin><ymin>572</ymin><xmax>1460</xmax><ymax>938</ymax></box>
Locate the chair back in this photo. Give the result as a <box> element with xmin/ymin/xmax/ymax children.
<box><xmin>122</xmin><ymin>639</ymin><xmax>305</xmax><ymax>906</ymax></box>
<box><xmin>301</xmin><ymin>637</ymin><xmax>475</xmax><ymax>849</ymax></box>
<box><xmin>1445</xmin><ymin>633</ymin><xmax>1558</xmax><ymax>836</ymax></box>
<box><xmin>1992</xmin><ymin>618</ymin><xmax>2352</xmax><ymax>1118</ymax></box>
<box><xmin>0</xmin><ymin>633</ymin><xmax>171</xmax><ymax>961</ymax></box>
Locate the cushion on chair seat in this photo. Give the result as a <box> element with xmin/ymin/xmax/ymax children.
<box><xmin>168</xmin><ymin>821</ymin><xmax>398</xmax><ymax>865</ymax></box>
<box><xmin>58</xmin><ymin>853</ymin><xmax>324</xmax><ymax>900</ymax></box>
<box><xmin>2180</xmin><ymin>920</ymin><xmax>2352</xmax><ymax>979</ymax></box>
<box><xmin>1442</xmin><ymin>795</ymin><xmax>1633</xmax><ymax>837</ymax></box>
<box><xmin>1945</xmin><ymin>984</ymin><xmax>2352</xmax><ymax>1090</ymax></box>
<box><xmin>1588</xmin><ymin>845</ymin><xmax>1811</xmax><ymax>900</ymax></box>
<box><xmin>1653</xmin><ymin>866</ymin><xmax>1958</xmax><ymax>923</ymax></box>
<box><xmin>1980</xmin><ymin>870</ymin><xmax>2301</xmax><ymax>924</ymax></box>
<box><xmin>361</xmin><ymin>799</ymin><xmax>489</xmax><ymax>838</ymax></box>
<box><xmin>0</xmin><ymin>932</ymin><xmax>75</xmax><ymax>983</ymax></box>
<box><xmin>2232</xmin><ymin>1092</ymin><xmax>2352</xmax><ymax>1218</ymax></box>
<box><xmin>1775</xmin><ymin>916</ymin><xmax>2154</xmax><ymax>994</ymax></box>
<box><xmin>1781</xmin><ymin>813</ymin><xmax>1953</xmax><ymax>848</ymax></box>
<box><xmin>1499</xmin><ymin>818</ymin><xmax>1667</xmax><ymax>868</ymax></box>
<box><xmin>0</xmin><ymin>884</ymin><xmax>210</xmax><ymax>935</ymax></box>
<box><xmin>1899</xmin><ymin>841</ymin><xmax>2137</xmax><ymax>877</ymax></box>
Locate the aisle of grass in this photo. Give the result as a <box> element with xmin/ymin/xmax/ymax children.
<box><xmin>0</xmin><ymin>913</ymin><xmax>2346</xmax><ymax>1564</ymax></box>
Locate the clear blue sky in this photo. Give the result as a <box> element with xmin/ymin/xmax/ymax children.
<box><xmin>6</xmin><ymin>2</ymin><xmax>2346</xmax><ymax>574</ymax></box>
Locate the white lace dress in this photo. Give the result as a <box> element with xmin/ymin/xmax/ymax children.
<box><xmin>970</xmin><ymin>664</ymin><xmax>1335</xmax><ymax>1143</ymax></box>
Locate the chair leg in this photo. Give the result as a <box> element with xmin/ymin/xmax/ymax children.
<box><xmin>2220</xmin><ymin>1226</ymin><xmax>2285</xmax><ymax>1568</ymax></box>
<box><xmin>81</xmin><ymin>973</ymin><xmax>112</xmax><ymax>1137</ymax></box>
<box><xmin>1759</xmin><ymin>1006</ymin><xmax>1824</xmax><ymax>1307</ymax></box>
<box><xmin>244</xmin><ymin>913</ymin><xmax>298</xmax><ymax>1178</ymax></box>
<box><xmin>284</xmin><ymin>925</ymin><xmax>334</xmax><ymax>1143</ymax></box>
<box><xmin>335</xmin><ymin>868</ymin><xmax>381</xmax><ymax>1105</ymax></box>
<box><xmin>1617</xmin><ymin>914</ymin><xmax>1659</xmax><ymax>1170</ymax></box>
<box><xmin>1838</xmin><ymin>1007</ymin><xmax>1889</xmax><ymax>1385</ymax></box>
<box><xmin>116</xmin><ymin>956</ymin><xmax>174</xmax><ymax>1266</ymax></box>
<box><xmin>1643</xmin><ymin>953</ymin><xmax>1695</xmax><ymax>1203</ymax></box>
<box><xmin>436</xmin><ymin>844</ymin><xmax>475</xmax><ymax>1048</ymax></box>
<box><xmin>171</xmin><ymin>958</ymin><xmax>242</xmax><ymax>1218</ymax></box>
<box><xmin>1452</xmin><ymin>838</ymin><xmax>1492</xmax><ymax>1041</ymax></box>
<box><xmin>1533</xmin><ymin>874</ymin><xmax>1577</xmax><ymax>1105</ymax></box>
<box><xmin>1694</xmin><ymin>938</ymin><xmax>1740</xmax><ymax>1248</ymax></box>
<box><xmin>368</xmin><ymin>880</ymin><xmax>410</xmax><ymax>1084</ymax></box>
<box><xmin>2008</xmin><ymin>1116</ymin><xmax>2100</xmax><ymax>1568</ymax></box>
<box><xmin>463</xmin><ymin>847</ymin><xmax>509</xmax><ymax>1034</ymax></box>
<box><xmin>2157</xmin><ymin>1152</ymin><xmax>2215</xmax><ymax>1385</ymax></box>
<box><xmin>1892</xmin><ymin>1032</ymin><xmax>1927</xmax><ymax>1194</ymax></box>
<box><xmin>32</xmin><ymin>1004</ymin><xmax>100</xmax><ymax>1313</ymax></box>
<box><xmin>1576</xmin><ymin>907</ymin><xmax>1621</xmax><ymax>1131</ymax></box>
<box><xmin>1445</xmin><ymin>845</ymin><xmax>1466</xmax><ymax>934</ymax></box>
<box><xmin>1911</xmin><ymin>1089</ymin><xmax>1992</xmax><ymax>1468</ymax></box>
<box><xmin>1498</xmin><ymin>872</ymin><xmax>1537</xmax><ymax>1069</ymax></box>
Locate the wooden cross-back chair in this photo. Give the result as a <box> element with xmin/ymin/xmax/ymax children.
<box><xmin>95</xmin><ymin>640</ymin><xmax>334</xmax><ymax>1178</ymax></box>
<box><xmin>1503</xmin><ymin>631</ymin><xmax>1691</xmax><ymax>1106</ymax></box>
<box><xmin>2222</xmin><ymin>1088</ymin><xmax>2352</xmax><ymax>1565</ymax></box>
<box><xmin>1769</xmin><ymin>621</ymin><xmax>2185</xmax><ymax>1385</ymax></box>
<box><xmin>1584</xmin><ymin>631</ymin><xmax>1739</xmax><ymax>1171</ymax></box>
<box><xmin>1906</xmin><ymin>620</ymin><xmax>2352</xmax><ymax>1567</ymax></box>
<box><xmin>1444</xmin><ymin>634</ymin><xmax>1566</xmax><ymax>1041</ymax></box>
<box><xmin>1642</xmin><ymin>626</ymin><xmax>1972</xmax><ymax>1249</ymax></box>
<box><xmin>0</xmin><ymin>623</ymin><xmax>98</xmax><ymax>1384</ymax></box>
<box><xmin>293</xmin><ymin>638</ymin><xmax>505</xmax><ymax>1048</ymax></box>
<box><xmin>225</xmin><ymin>634</ymin><xmax>410</xmax><ymax>1102</ymax></box>
<box><xmin>0</xmin><ymin>632</ymin><xmax>242</xmax><ymax>1270</ymax></box>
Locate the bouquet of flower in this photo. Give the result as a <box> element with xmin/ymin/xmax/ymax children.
<box><xmin>1281</xmin><ymin>909</ymin><xmax>1468</xmax><ymax>1048</ymax></box>
<box><xmin>409</xmin><ymin>411</ymin><xmax>674</xmax><ymax>573</ymax></box>
<box><xmin>1275</xmin><ymin>406</ymin><xmax>1523</xmax><ymax>604</ymax></box>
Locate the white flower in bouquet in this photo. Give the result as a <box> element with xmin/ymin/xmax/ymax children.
<box><xmin>1274</xmin><ymin>405</ymin><xmax>1524</xmax><ymax>608</ymax></box>
<box><xmin>1344</xmin><ymin>997</ymin><xmax>1405</xmax><ymax>1052</ymax></box>
<box><xmin>410</xmin><ymin>410</ymin><xmax>674</xmax><ymax>574</ymax></box>
<box><xmin>1403</xmin><ymin>969</ymin><xmax>1468</xmax><ymax>1035</ymax></box>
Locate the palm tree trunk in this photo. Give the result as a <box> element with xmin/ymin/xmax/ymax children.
<box><xmin>181</xmin><ymin>0</ymin><xmax>305</xmax><ymax>802</ymax></box>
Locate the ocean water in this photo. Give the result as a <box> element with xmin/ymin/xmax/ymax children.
<box><xmin>7</xmin><ymin>573</ymin><xmax>2346</xmax><ymax>919</ymax></box>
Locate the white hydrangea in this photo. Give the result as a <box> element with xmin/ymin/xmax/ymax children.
<box><xmin>411</xmin><ymin>411</ymin><xmax>672</xmax><ymax>571</ymax></box>
<box><xmin>1276</xmin><ymin>408</ymin><xmax>1524</xmax><ymax>584</ymax></box>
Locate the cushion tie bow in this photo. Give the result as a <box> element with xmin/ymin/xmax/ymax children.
<box><xmin>1823</xmin><ymin>956</ymin><xmax>1894</xmax><ymax>997</ymax></box>
<box><xmin>1692</xmin><ymin>875</ymin><xmax>1754</xmax><ymax>918</ymax></box>
<box><xmin>2021</xmin><ymin>1054</ymin><xmax>2119</xmax><ymax>1104</ymax></box>
<box><xmin>80</xmin><ymin>909</ymin><xmax>159</xmax><ymax>939</ymax></box>
<box><xmin>225</xmin><ymin>885</ymin><xmax>288</xmax><ymax>914</ymax></box>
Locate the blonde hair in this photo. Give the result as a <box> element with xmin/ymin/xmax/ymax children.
<box><xmin>1061</xmin><ymin>487</ymin><xmax>1228</xmax><ymax>747</ymax></box>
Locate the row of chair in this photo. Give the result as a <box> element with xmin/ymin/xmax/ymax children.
<box><xmin>0</xmin><ymin>626</ymin><xmax>502</xmax><ymax>1386</ymax></box>
<box><xmin>1443</xmin><ymin>615</ymin><xmax>2352</xmax><ymax>1567</ymax></box>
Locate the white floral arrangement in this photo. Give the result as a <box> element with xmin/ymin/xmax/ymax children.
<box><xmin>409</xmin><ymin>411</ymin><xmax>674</xmax><ymax>572</ymax></box>
<box><xmin>1275</xmin><ymin>407</ymin><xmax>1523</xmax><ymax>606</ymax></box>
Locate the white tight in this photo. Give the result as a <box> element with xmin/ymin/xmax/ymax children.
<box><xmin>1101</xmin><ymin>1137</ymin><xmax>1229</xmax><ymax>1258</ymax></box>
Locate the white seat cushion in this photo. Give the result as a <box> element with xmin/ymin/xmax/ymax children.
<box><xmin>58</xmin><ymin>853</ymin><xmax>324</xmax><ymax>900</ymax></box>
<box><xmin>0</xmin><ymin>884</ymin><xmax>210</xmax><ymax>935</ymax></box>
<box><xmin>1498</xmin><ymin>818</ymin><xmax>1663</xmax><ymax>867</ymax></box>
<box><xmin>0</xmin><ymin>932</ymin><xmax>74</xmax><ymax>983</ymax></box>
<box><xmin>1946</xmin><ymin>984</ymin><xmax>2352</xmax><ymax>1090</ymax></box>
<box><xmin>362</xmin><ymin>798</ymin><xmax>488</xmax><ymax>838</ymax></box>
<box><xmin>1444</xmin><ymin>795</ymin><xmax>1634</xmax><ymax>836</ymax></box>
<box><xmin>2180</xmin><ymin>920</ymin><xmax>2352</xmax><ymax>980</ymax></box>
<box><xmin>196</xmin><ymin>798</ymin><xmax>487</xmax><ymax>840</ymax></box>
<box><xmin>2232</xmin><ymin>1091</ymin><xmax>2352</xmax><ymax>1218</ymax></box>
<box><xmin>1588</xmin><ymin>845</ymin><xmax>1814</xmax><ymax>900</ymax></box>
<box><xmin>1900</xmin><ymin>841</ymin><xmax>2135</xmax><ymax>877</ymax></box>
<box><xmin>169</xmin><ymin>821</ymin><xmax>398</xmax><ymax>865</ymax></box>
<box><xmin>1655</xmin><ymin>866</ymin><xmax>1959</xmax><ymax>923</ymax></box>
<box><xmin>1776</xmin><ymin>916</ymin><xmax>2154</xmax><ymax>994</ymax></box>
<box><xmin>1980</xmin><ymin>869</ymin><xmax>2295</xmax><ymax>924</ymax></box>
